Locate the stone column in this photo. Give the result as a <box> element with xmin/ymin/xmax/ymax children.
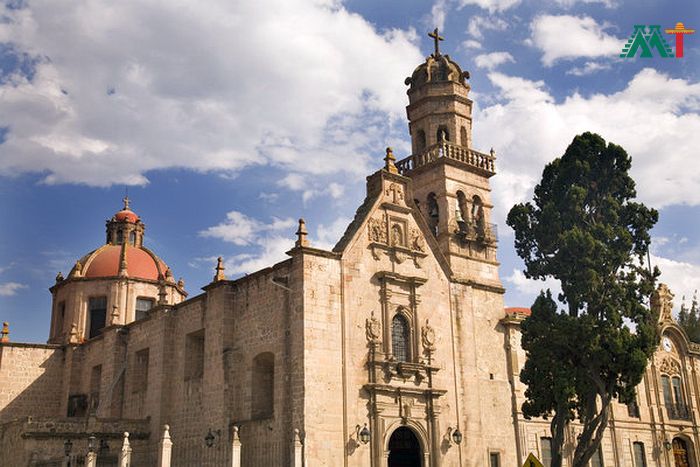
<box><xmin>230</xmin><ymin>426</ymin><xmax>242</xmax><ymax>467</ymax></box>
<box><xmin>292</xmin><ymin>429</ymin><xmax>303</xmax><ymax>467</ymax></box>
<box><xmin>118</xmin><ymin>432</ymin><xmax>132</xmax><ymax>467</ymax></box>
<box><xmin>157</xmin><ymin>424</ymin><xmax>173</xmax><ymax>467</ymax></box>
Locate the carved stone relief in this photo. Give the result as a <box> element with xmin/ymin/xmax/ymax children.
<box><xmin>368</xmin><ymin>217</ymin><xmax>387</xmax><ymax>244</ymax></box>
<box><xmin>659</xmin><ymin>356</ymin><xmax>682</xmax><ymax>376</ymax></box>
<box><xmin>421</xmin><ymin>319</ymin><xmax>437</xmax><ymax>354</ymax></box>
<box><xmin>385</xmin><ymin>182</ymin><xmax>405</xmax><ymax>205</ymax></box>
<box><xmin>366</xmin><ymin>311</ymin><xmax>382</xmax><ymax>346</ymax></box>
<box><xmin>652</xmin><ymin>283</ymin><xmax>674</xmax><ymax>322</ymax></box>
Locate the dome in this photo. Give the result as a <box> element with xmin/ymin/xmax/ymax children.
<box><xmin>405</xmin><ymin>54</ymin><xmax>469</xmax><ymax>91</ymax></box>
<box><xmin>73</xmin><ymin>244</ymin><xmax>170</xmax><ymax>281</ymax></box>
<box><xmin>114</xmin><ymin>209</ymin><xmax>139</xmax><ymax>223</ymax></box>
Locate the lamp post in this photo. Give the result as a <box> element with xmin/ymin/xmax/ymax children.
<box><xmin>63</xmin><ymin>439</ymin><xmax>73</xmax><ymax>467</ymax></box>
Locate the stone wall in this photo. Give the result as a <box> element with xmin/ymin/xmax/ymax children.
<box><xmin>0</xmin><ymin>343</ymin><xmax>64</xmax><ymax>423</ymax></box>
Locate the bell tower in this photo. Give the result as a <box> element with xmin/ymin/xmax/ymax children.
<box><xmin>397</xmin><ymin>30</ymin><xmax>500</xmax><ymax>287</ymax></box>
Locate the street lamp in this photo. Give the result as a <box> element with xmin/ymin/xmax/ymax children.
<box><xmin>447</xmin><ymin>427</ymin><xmax>463</xmax><ymax>445</ymax></box>
<box><xmin>87</xmin><ymin>435</ymin><xmax>96</xmax><ymax>453</ymax></box>
<box><xmin>356</xmin><ymin>424</ymin><xmax>371</xmax><ymax>444</ymax></box>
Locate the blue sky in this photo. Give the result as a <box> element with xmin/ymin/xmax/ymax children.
<box><xmin>0</xmin><ymin>0</ymin><xmax>699</xmax><ymax>342</ymax></box>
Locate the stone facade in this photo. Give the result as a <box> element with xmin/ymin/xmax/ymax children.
<box><xmin>1</xmin><ymin>39</ymin><xmax>699</xmax><ymax>467</ymax></box>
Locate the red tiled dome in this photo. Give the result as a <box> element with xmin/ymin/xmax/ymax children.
<box><xmin>83</xmin><ymin>245</ymin><xmax>163</xmax><ymax>281</ymax></box>
<box><xmin>114</xmin><ymin>209</ymin><xmax>139</xmax><ymax>223</ymax></box>
<box><xmin>505</xmin><ymin>307</ymin><xmax>531</xmax><ymax>316</ymax></box>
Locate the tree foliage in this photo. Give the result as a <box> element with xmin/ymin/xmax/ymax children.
<box><xmin>507</xmin><ymin>132</ymin><xmax>659</xmax><ymax>467</ymax></box>
<box><xmin>677</xmin><ymin>293</ymin><xmax>700</xmax><ymax>343</ymax></box>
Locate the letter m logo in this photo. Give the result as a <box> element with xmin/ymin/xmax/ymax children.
<box><xmin>621</xmin><ymin>25</ymin><xmax>674</xmax><ymax>58</ymax></box>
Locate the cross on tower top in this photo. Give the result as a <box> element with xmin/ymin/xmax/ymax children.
<box><xmin>428</xmin><ymin>28</ymin><xmax>444</xmax><ymax>56</ymax></box>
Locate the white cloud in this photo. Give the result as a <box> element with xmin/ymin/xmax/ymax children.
<box><xmin>459</xmin><ymin>0</ymin><xmax>520</xmax><ymax>13</ymax></box>
<box><xmin>553</xmin><ymin>0</ymin><xmax>616</xmax><ymax>7</ymax></box>
<box><xmin>315</xmin><ymin>216</ymin><xmax>352</xmax><ymax>250</ymax></box>
<box><xmin>566</xmin><ymin>61</ymin><xmax>612</xmax><ymax>76</ymax></box>
<box><xmin>467</xmin><ymin>16</ymin><xmax>508</xmax><ymax>40</ymax></box>
<box><xmin>429</xmin><ymin>0</ymin><xmax>448</xmax><ymax>31</ymax></box>
<box><xmin>474</xmin><ymin>51</ymin><xmax>514</xmax><ymax>70</ymax></box>
<box><xmin>505</xmin><ymin>269</ymin><xmax>561</xmax><ymax>297</ymax></box>
<box><xmin>0</xmin><ymin>1</ymin><xmax>423</xmax><ymax>186</ymax></box>
<box><xmin>530</xmin><ymin>15</ymin><xmax>621</xmax><ymax>65</ymax></box>
<box><xmin>461</xmin><ymin>39</ymin><xmax>483</xmax><ymax>50</ymax></box>
<box><xmin>474</xmin><ymin>68</ymin><xmax>700</xmax><ymax>211</ymax></box>
<box><xmin>199</xmin><ymin>211</ymin><xmax>296</xmax><ymax>246</ymax></box>
<box><xmin>652</xmin><ymin>254</ymin><xmax>700</xmax><ymax>313</ymax></box>
<box><xmin>0</xmin><ymin>282</ymin><xmax>27</xmax><ymax>297</ymax></box>
<box><xmin>224</xmin><ymin>236</ymin><xmax>294</xmax><ymax>275</ymax></box>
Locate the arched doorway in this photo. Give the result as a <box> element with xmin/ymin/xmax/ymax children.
<box><xmin>388</xmin><ymin>427</ymin><xmax>422</xmax><ymax>467</ymax></box>
<box><xmin>673</xmin><ymin>437</ymin><xmax>692</xmax><ymax>467</ymax></box>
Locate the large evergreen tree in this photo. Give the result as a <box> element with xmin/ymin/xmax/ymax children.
<box><xmin>507</xmin><ymin>132</ymin><xmax>659</xmax><ymax>467</ymax></box>
<box><xmin>678</xmin><ymin>292</ymin><xmax>700</xmax><ymax>343</ymax></box>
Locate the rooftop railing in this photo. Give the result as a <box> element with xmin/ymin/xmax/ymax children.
<box><xmin>395</xmin><ymin>141</ymin><xmax>496</xmax><ymax>176</ymax></box>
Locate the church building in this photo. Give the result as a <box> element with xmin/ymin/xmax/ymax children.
<box><xmin>1</xmin><ymin>33</ymin><xmax>699</xmax><ymax>467</ymax></box>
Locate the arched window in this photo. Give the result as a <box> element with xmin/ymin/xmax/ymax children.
<box><xmin>662</xmin><ymin>373</ymin><xmax>689</xmax><ymax>419</ymax></box>
<box><xmin>129</xmin><ymin>231</ymin><xmax>136</xmax><ymax>245</ymax></box>
<box><xmin>391</xmin><ymin>313</ymin><xmax>411</xmax><ymax>362</ymax></box>
<box><xmin>633</xmin><ymin>442</ymin><xmax>647</xmax><ymax>467</ymax></box>
<box><xmin>437</xmin><ymin>127</ymin><xmax>450</xmax><ymax>143</ymax></box>
<box><xmin>416</xmin><ymin>129</ymin><xmax>426</xmax><ymax>152</ymax></box>
<box><xmin>460</xmin><ymin>126</ymin><xmax>468</xmax><ymax>147</ymax></box>
<box><xmin>472</xmin><ymin>195</ymin><xmax>485</xmax><ymax>235</ymax></box>
<box><xmin>456</xmin><ymin>191</ymin><xmax>468</xmax><ymax>226</ymax></box>
<box><xmin>427</xmin><ymin>193</ymin><xmax>439</xmax><ymax>236</ymax></box>
<box><xmin>252</xmin><ymin>352</ymin><xmax>274</xmax><ymax>419</ymax></box>
<box><xmin>116</xmin><ymin>230</ymin><xmax>124</xmax><ymax>244</ymax></box>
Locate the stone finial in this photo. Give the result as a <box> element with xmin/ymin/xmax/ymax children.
<box><xmin>55</xmin><ymin>271</ymin><xmax>64</xmax><ymax>283</ymax></box>
<box><xmin>68</xmin><ymin>323</ymin><xmax>79</xmax><ymax>344</ymax></box>
<box><xmin>118</xmin><ymin>432</ymin><xmax>132</xmax><ymax>467</ymax></box>
<box><xmin>1</xmin><ymin>322</ymin><xmax>9</xmax><ymax>343</ymax></box>
<box><xmin>177</xmin><ymin>277</ymin><xmax>185</xmax><ymax>289</ymax></box>
<box><xmin>231</xmin><ymin>426</ymin><xmax>242</xmax><ymax>467</ymax></box>
<box><xmin>490</xmin><ymin>147</ymin><xmax>496</xmax><ymax>158</ymax></box>
<box><xmin>71</xmin><ymin>260</ymin><xmax>83</xmax><ymax>278</ymax></box>
<box><xmin>157</xmin><ymin>424</ymin><xmax>172</xmax><ymax>467</ymax></box>
<box><xmin>295</xmin><ymin>219</ymin><xmax>309</xmax><ymax>248</ymax></box>
<box><xmin>384</xmin><ymin>147</ymin><xmax>398</xmax><ymax>174</ymax></box>
<box><xmin>214</xmin><ymin>257</ymin><xmax>226</xmax><ymax>282</ymax></box>
<box><xmin>292</xmin><ymin>429</ymin><xmax>303</xmax><ymax>467</ymax></box>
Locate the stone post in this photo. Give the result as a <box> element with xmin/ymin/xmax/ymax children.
<box><xmin>230</xmin><ymin>426</ymin><xmax>242</xmax><ymax>467</ymax></box>
<box><xmin>157</xmin><ymin>424</ymin><xmax>173</xmax><ymax>467</ymax></box>
<box><xmin>85</xmin><ymin>451</ymin><xmax>97</xmax><ymax>467</ymax></box>
<box><xmin>292</xmin><ymin>429</ymin><xmax>303</xmax><ymax>467</ymax></box>
<box><xmin>118</xmin><ymin>432</ymin><xmax>132</xmax><ymax>467</ymax></box>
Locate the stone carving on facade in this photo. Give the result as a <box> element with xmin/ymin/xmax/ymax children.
<box><xmin>410</xmin><ymin>228</ymin><xmax>425</xmax><ymax>252</ymax></box>
<box><xmin>368</xmin><ymin>217</ymin><xmax>387</xmax><ymax>244</ymax></box>
<box><xmin>385</xmin><ymin>182</ymin><xmax>404</xmax><ymax>205</ymax></box>
<box><xmin>366</xmin><ymin>311</ymin><xmax>382</xmax><ymax>345</ymax></box>
<box><xmin>659</xmin><ymin>357</ymin><xmax>682</xmax><ymax>376</ymax></box>
<box><xmin>421</xmin><ymin>320</ymin><xmax>437</xmax><ymax>355</ymax></box>
<box><xmin>652</xmin><ymin>283</ymin><xmax>674</xmax><ymax>322</ymax></box>
<box><xmin>391</xmin><ymin>224</ymin><xmax>404</xmax><ymax>247</ymax></box>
